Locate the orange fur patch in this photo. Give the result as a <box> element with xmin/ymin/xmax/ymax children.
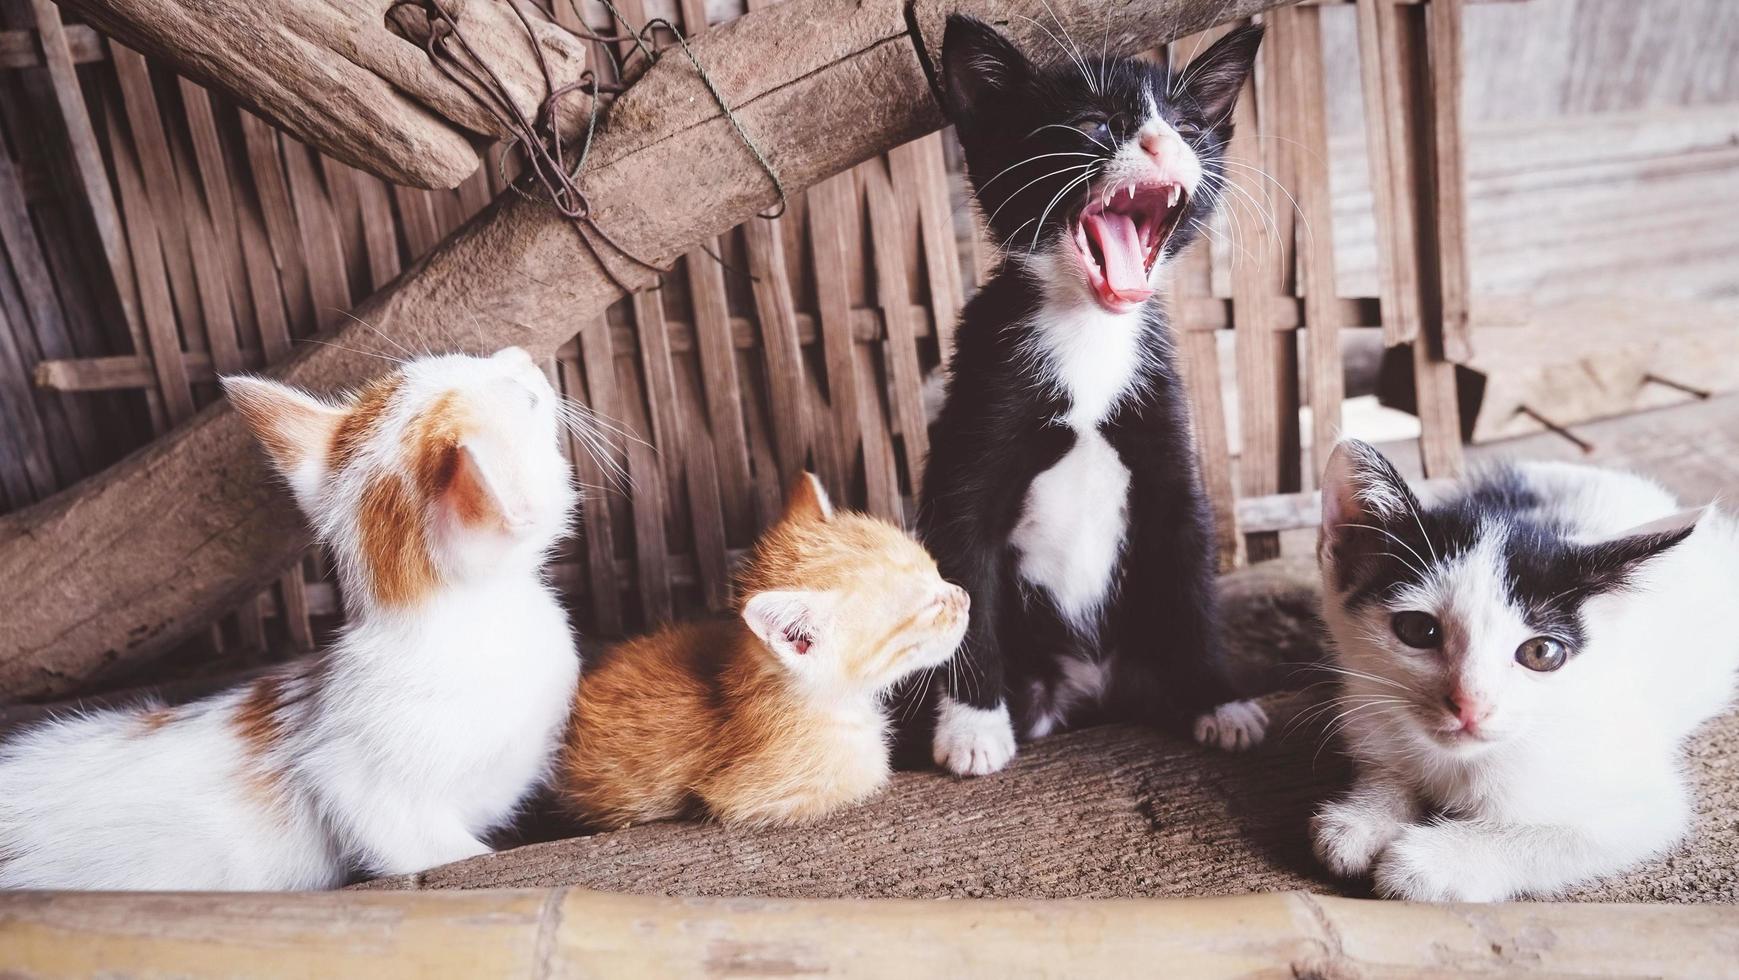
<box><xmin>359</xmin><ymin>473</ymin><xmax>438</xmax><ymax>605</ymax></box>
<box><xmin>135</xmin><ymin>706</ymin><xmax>176</xmax><ymax>734</ymax></box>
<box><xmin>407</xmin><ymin>389</ymin><xmax>500</xmax><ymax>531</ymax></box>
<box><xmin>232</xmin><ymin>674</ymin><xmax>293</xmax><ymax>812</ymax></box>
<box><xmin>328</xmin><ymin>374</ymin><xmax>403</xmax><ymax>471</ymax></box>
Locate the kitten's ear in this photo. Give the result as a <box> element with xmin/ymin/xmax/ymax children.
<box><xmin>223</xmin><ymin>376</ymin><xmax>344</xmax><ymax>483</ymax></box>
<box><xmin>1178</xmin><ymin>24</ymin><xmax>1264</xmax><ymax>128</ymax></box>
<box><xmin>780</xmin><ymin>472</ymin><xmax>834</xmax><ymax>525</ymax></box>
<box><xmin>941</xmin><ymin>15</ymin><xmax>1033</xmax><ymax>122</ymax></box>
<box><xmin>742</xmin><ymin>590</ymin><xmax>827</xmax><ymax>668</ymax></box>
<box><xmin>422</xmin><ymin>435</ymin><xmax>534</xmax><ymax>534</ymax></box>
<box><xmin>1320</xmin><ymin>439</ymin><xmax>1421</xmax><ymax>543</ymax></box>
<box><xmin>1574</xmin><ymin>512</ymin><xmax>1700</xmax><ymax>594</ymax></box>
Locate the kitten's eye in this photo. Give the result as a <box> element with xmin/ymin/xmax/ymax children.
<box><xmin>1515</xmin><ymin>636</ymin><xmax>1567</xmax><ymax>672</ymax></box>
<box><xmin>1391</xmin><ymin>611</ymin><xmax>1442</xmax><ymax>649</ymax></box>
<box><xmin>1074</xmin><ymin>115</ymin><xmax>1110</xmax><ymax>143</ymax></box>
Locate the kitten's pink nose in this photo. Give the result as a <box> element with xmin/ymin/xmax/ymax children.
<box><xmin>1139</xmin><ymin>130</ymin><xmax>1168</xmax><ymax>159</ymax></box>
<box><xmin>1445</xmin><ymin>688</ymin><xmax>1493</xmax><ymax>733</ymax></box>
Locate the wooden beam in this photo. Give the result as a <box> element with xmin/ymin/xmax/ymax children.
<box><xmin>45</xmin><ymin>0</ymin><xmax>592</xmax><ymax>188</ymax></box>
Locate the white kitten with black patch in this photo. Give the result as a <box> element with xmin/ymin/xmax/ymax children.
<box><xmin>1313</xmin><ymin>440</ymin><xmax>1739</xmax><ymax>901</ymax></box>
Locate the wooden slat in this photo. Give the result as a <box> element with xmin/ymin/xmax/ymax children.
<box><xmin>1273</xmin><ymin>4</ymin><xmax>1345</xmax><ymax>489</ymax></box>
<box><xmin>26</xmin><ymin>0</ymin><xmax>144</xmax><ymax>365</ymax></box>
<box><xmin>743</xmin><ymin>215</ymin><xmax>813</xmax><ymax>484</ymax></box>
<box><xmin>1355</xmin><ymin>0</ymin><xmax>1421</xmax><ymax>346</ymax></box>
<box><xmin>102</xmin><ymin>90</ymin><xmax>193</xmax><ymax>422</ymax></box>
<box><xmin>239</xmin><ymin>111</ymin><xmax>313</xmax><ymax>334</ymax></box>
<box><xmin>1425</xmin><ymin>0</ymin><xmax>1472</xmax><ymax>365</ymax></box>
<box><xmin>1226</xmin><ymin>43</ymin><xmax>1296</xmax><ymax>564</ymax></box>
<box><xmin>805</xmin><ymin>171</ymin><xmax>867</xmax><ymax>504</ymax></box>
<box><xmin>178</xmin><ymin>81</ymin><xmax>256</xmax><ymax>359</ymax></box>
<box><xmin>110</xmin><ymin>43</ymin><xmax>210</xmax><ymax>354</ymax></box>
<box><xmin>860</xmin><ymin>160</ymin><xmax>929</xmax><ymax>503</ymax></box>
<box><xmin>392</xmin><ymin>183</ymin><xmax>443</xmax><ymax>260</ymax></box>
<box><xmin>279</xmin><ymin>135</ymin><xmax>350</xmax><ymax>326</ymax></box>
<box><xmin>892</xmin><ymin>134</ymin><xmax>966</xmax><ymax>366</ymax></box>
<box><xmin>0</xmin><ymin>121</ymin><xmax>100</xmax><ymax>475</ymax></box>
<box><xmin>683</xmin><ymin>247</ymin><xmax>757</xmax><ymax>543</ymax></box>
<box><xmin>1395</xmin><ymin>0</ymin><xmax>1464</xmax><ymax>477</ymax></box>
<box><xmin>558</xmin><ymin>340</ymin><xmax>624</xmax><ymax>636</ymax></box>
<box><xmin>353</xmin><ymin>172</ymin><xmax>401</xmax><ymax>291</ymax></box>
<box><xmin>581</xmin><ymin>315</ymin><xmax>672</xmax><ymax>626</ymax></box>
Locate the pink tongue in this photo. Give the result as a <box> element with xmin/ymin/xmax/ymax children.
<box><xmin>1084</xmin><ymin>210</ymin><xmax>1150</xmax><ymax>302</ymax></box>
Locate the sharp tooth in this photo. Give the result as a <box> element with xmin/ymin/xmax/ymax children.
<box><xmin>1168</xmin><ymin>186</ymin><xmax>1180</xmax><ymax>207</ymax></box>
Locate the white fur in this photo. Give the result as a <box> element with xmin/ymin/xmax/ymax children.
<box><xmin>934</xmin><ymin>697</ymin><xmax>1017</xmax><ymax>777</ymax></box>
<box><xmin>0</xmin><ymin>349</ymin><xmax>582</xmax><ymax>890</ymax></box>
<box><xmin>1315</xmin><ymin>456</ymin><xmax>1739</xmax><ymax>901</ymax></box>
<box><xmin>1011</xmin><ymin>428</ymin><xmax>1132</xmax><ymax>632</ymax></box>
<box><xmin>1193</xmin><ymin>699</ymin><xmax>1268</xmax><ymax>752</ymax></box>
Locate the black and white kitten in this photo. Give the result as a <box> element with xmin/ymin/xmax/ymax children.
<box><xmin>1314</xmin><ymin>440</ymin><xmax>1739</xmax><ymax>900</ymax></box>
<box><xmin>910</xmin><ymin>17</ymin><xmax>1269</xmax><ymax>776</ymax></box>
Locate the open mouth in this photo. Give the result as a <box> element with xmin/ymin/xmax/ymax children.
<box><xmin>1071</xmin><ymin>180</ymin><xmax>1188</xmax><ymax>314</ymax></box>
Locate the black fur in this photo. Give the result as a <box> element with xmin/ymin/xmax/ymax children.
<box><xmin>903</xmin><ymin>18</ymin><xmax>1264</xmax><ymax>746</ymax></box>
<box><xmin>1326</xmin><ymin>440</ymin><xmax>1694</xmax><ymax>658</ymax></box>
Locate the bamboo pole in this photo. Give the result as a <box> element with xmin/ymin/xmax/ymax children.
<box><xmin>0</xmin><ymin>0</ymin><xmax>1298</xmax><ymax>700</ymax></box>
<box><xmin>0</xmin><ymin>888</ymin><xmax>1732</xmax><ymax>978</ymax></box>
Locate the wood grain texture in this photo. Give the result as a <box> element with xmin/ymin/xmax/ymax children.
<box><xmin>48</xmin><ymin>0</ymin><xmax>591</xmax><ymax>187</ymax></box>
<box><xmin>3</xmin><ymin>888</ymin><xmax>1734</xmax><ymax>979</ymax></box>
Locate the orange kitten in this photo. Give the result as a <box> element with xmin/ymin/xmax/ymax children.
<box><xmin>560</xmin><ymin>474</ymin><xmax>967</xmax><ymax>827</ymax></box>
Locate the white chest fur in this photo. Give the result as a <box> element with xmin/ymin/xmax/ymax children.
<box><xmin>1009</xmin><ymin>301</ymin><xmax>1144</xmax><ymax>632</ymax></box>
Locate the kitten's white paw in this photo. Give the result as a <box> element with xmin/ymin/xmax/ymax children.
<box><xmin>1373</xmin><ymin>825</ymin><xmax>1509</xmax><ymax>902</ymax></box>
<box><xmin>933</xmin><ymin>698</ymin><xmax>1017</xmax><ymax>777</ymax></box>
<box><xmin>1193</xmin><ymin>699</ymin><xmax>1268</xmax><ymax>752</ymax></box>
<box><xmin>1311</xmin><ymin>800</ymin><xmax>1406</xmax><ymax>878</ymax></box>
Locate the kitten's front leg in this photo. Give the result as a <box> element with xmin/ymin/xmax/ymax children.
<box><xmin>1311</xmin><ymin>772</ymin><xmax>1419</xmax><ymax>878</ymax></box>
<box><xmin>932</xmin><ymin>695</ymin><xmax>1017</xmax><ymax>777</ymax></box>
<box><xmin>1376</xmin><ymin>790</ymin><xmax>1693</xmax><ymax>902</ymax></box>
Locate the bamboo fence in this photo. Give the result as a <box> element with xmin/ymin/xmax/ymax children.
<box><xmin>0</xmin><ymin>0</ymin><xmax>1471</xmax><ymax>670</ymax></box>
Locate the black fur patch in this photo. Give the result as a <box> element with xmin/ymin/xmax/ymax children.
<box><xmin>1328</xmin><ymin>449</ymin><xmax>1694</xmax><ymax>658</ymax></box>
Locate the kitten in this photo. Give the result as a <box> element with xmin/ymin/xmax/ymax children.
<box><xmin>560</xmin><ymin>473</ymin><xmax>967</xmax><ymax>827</ymax></box>
<box><xmin>911</xmin><ymin>16</ymin><xmax>1269</xmax><ymax>776</ymax></box>
<box><xmin>0</xmin><ymin>348</ymin><xmax>581</xmax><ymax>890</ymax></box>
<box><xmin>1312</xmin><ymin>439</ymin><xmax>1739</xmax><ymax>901</ymax></box>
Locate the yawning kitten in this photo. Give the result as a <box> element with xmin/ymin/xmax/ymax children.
<box><xmin>1313</xmin><ymin>440</ymin><xmax>1739</xmax><ymax>901</ymax></box>
<box><xmin>561</xmin><ymin>474</ymin><xmax>967</xmax><ymax>827</ymax></box>
<box><xmin>0</xmin><ymin>348</ymin><xmax>581</xmax><ymax>889</ymax></box>
<box><xmin>910</xmin><ymin>16</ymin><xmax>1268</xmax><ymax>776</ymax></box>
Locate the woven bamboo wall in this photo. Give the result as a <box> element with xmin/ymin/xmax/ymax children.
<box><xmin>0</xmin><ymin>0</ymin><xmax>1469</xmax><ymax>679</ymax></box>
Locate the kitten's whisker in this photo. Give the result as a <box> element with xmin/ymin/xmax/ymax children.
<box><xmin>335</xmin><ymin>311</ymin><xmax>413</xmax><ymax>363</ymax></box>
<box><xmin>297</xmin><ymin>337</ymin><xmax>401</xmax><ymax>366</ymax></box>
<box><xmin>1025</xmin><ymin>123</ymin><xmax>1112</xmax><ymax>153</ymax></box>
<box><xmin>1029</xmin><ymin>170</ymin><xmax>1099</xmax><ymax>254</ymax></box>
<box><xmin>982</xmin><ymin>164</ymin><xmax>1099</xmax><ymax>230</ymax></box>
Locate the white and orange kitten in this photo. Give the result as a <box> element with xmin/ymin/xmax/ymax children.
<box><xmin>1313</xmin><ymin>440</ymin><xmax>1739</xmax><ymax>901</ymax></box>
<box><xmin>0</xmin><ymin>348</ymin><xmax>580</xmax><ymax>890</ymax></box>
